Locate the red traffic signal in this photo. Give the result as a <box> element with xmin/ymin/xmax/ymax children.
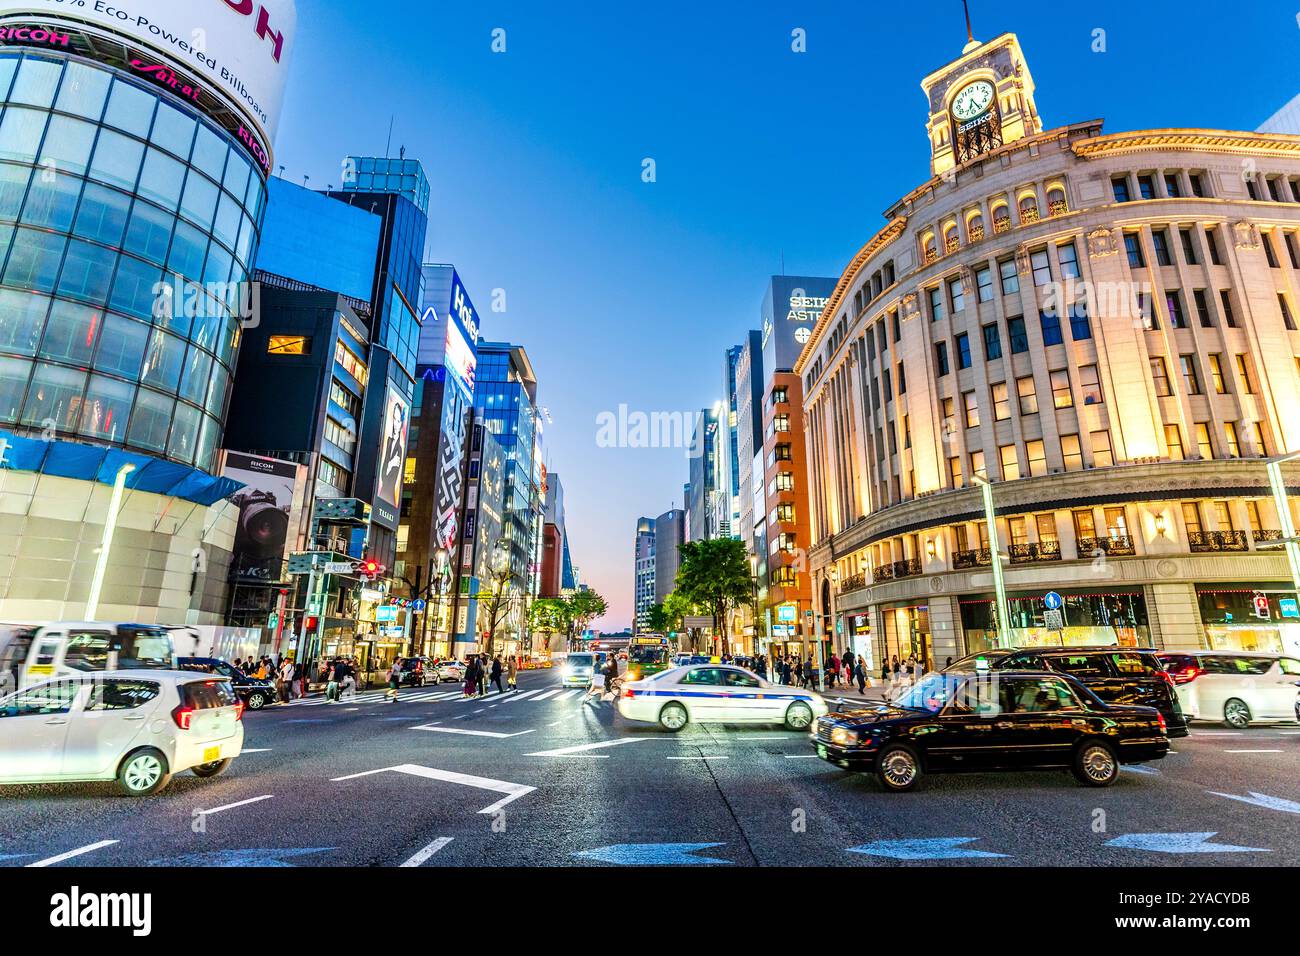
<box><xmin>358</xmin><ymin>558</ymin><xmax>385</xmax><ymax>579</ymax></box>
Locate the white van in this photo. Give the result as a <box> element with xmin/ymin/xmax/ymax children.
<box><xmin>0</xmin><ymin>623</ymin><xmax>176</xmax><ymax>692</ymax></box>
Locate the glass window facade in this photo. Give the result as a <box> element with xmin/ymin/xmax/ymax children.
<box><xmin>0</xmin><ymin>51</ymin><xmax>266</xmax><ymax>473</ymax></box>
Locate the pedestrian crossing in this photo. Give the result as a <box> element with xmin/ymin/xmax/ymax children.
<box><xmin>276</xmin><ymin>687</ymin><xmax>586</xmax><ymax>709</ymax></box>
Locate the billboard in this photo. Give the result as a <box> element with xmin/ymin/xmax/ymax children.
<box><xmin>371</xmin><ymin>386</ymin><xmax>410</xmax><ymax>530</ymax></box>
<box><xmin>222</xmin><ymin>451</ymin><xmax>301</xmax><ymax>582</ymax></box>
<box><xmin>7</xmin><ymin>0</ymin><xmax>297</xmax><ymax>142</ymax></box>
<box><xmin>444</xmin><ymin>314</ymin><xmax>476</xmax><ymax>403</ymax></box>
<box><xmin>761</xmin><ymin>275</ymin><xmax>838</xmax><ymax>373</ymax></box>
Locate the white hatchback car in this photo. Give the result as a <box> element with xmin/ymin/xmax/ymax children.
<box><xmin>0</xmin><ymin>670</ymin><xmax>245</xmax><ymax>795</ymax></box>
<box><xmin>434</xmin><ymin>660</ymin><xmax>466</xmax><ymax>683</ymax></box>
<box><xmin>1160</xmin><ymin>651</ymin><xmax>1300</xmax><ymax>728</ymax></box>
<box><xmin>618</xmin><ymin>664</ymin><xmax>828</xmax><ymax>731</ymax></box>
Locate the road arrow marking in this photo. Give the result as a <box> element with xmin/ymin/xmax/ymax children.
<box><xmin>400</xmin><ymin>837</ymin><xmax>453</xmax><ymax>867</ymax></box>
<box><xmin>196</xmin><ymin>795</ymin><xmax>272</xmax><ymax>816</ymax></box>
<box><xmin>847</xmin><ymin>838</ymin><xmax>1008</xmax><ymax>860</ymax></box>
<box><xmin>1105</xmin><ymin>832</ymin><xmax>1271</xmax><ymax>854</ymax></box>
<box><xmin>525</xmin><ymin>738</ymin><xmax>651</xmax><ymax>758</ymax></box>
<box><xmin>411</xmin><ymin>725</ymin><xmax>536</xmax><ymax>739</ymax></box>
<box><xmin>573</xmin><ymin>843</ymin><xmax>731</xmax><ymax>865</ymax></box>
<box><xmin>155</xmin><ymin>847</ymin><xmax>335</xmax><ymax>867</ymax></box>
<box><xmin>332</xmin><ymin>764</ymin><xmax>535</xmax><ymax>814</ymax></box>
<box><xmin>1208</xmin><ymin>791</ymin><xmax>1300</xmax><ymax>814</ymax></box>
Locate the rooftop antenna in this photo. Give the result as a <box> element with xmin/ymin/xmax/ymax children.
<box><xmin>961</xmin><ymin>0</ymin><xmax>980</xmax><ymax>52</ymax></box>
<box><xmin>302</xmin><ymin>174</ymin><xmax>310</xmax><ymax>187</ymax></box>
<box><xmin>385</xmin><ymin>115</ymin><xmax>394</xmax><ymax>157</ymax></box>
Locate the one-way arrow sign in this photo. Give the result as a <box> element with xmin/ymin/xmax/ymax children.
<box><xmin>848</xmin><ymin>837</ymin><xmax>1008</xmax><ymax>860</ymax></box>
<box><xmin>1208</xmin><ymin>791</ymin><xmax>1300</xmax><ymax>815</ymax></box>
<box><xmin>1105</xmin><ymin>831</ymin><xmax>1270</xmax><ymax>854</ymax></box>
<box><xmin>573</xmin><ymin>843</ymin><xmax>732</xmax><ymax>865</ymax></box>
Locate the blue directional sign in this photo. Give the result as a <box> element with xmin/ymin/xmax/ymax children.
<box><xmin>573</xmin><ymin>843</ymin><xmax>731</xmax><ymax>865</ymax></box>
<box><xmin>848</xmin><ymin>837</ymin><xmax>1007</xmax><ymax>860</ymax></box>
<box><xmin>1043</xmin><ymin>591</ymin><xmax>1063</xmax><ymax>611</ymax></box>
<box><xmin>411</xmin><ymin>599</ymin><xmax>427</xmax><ymax>612</ymax></box>
<box><xmin>1104</xmin><ymin>832</ymin><xmax>1269</xmax><ymax>854</ymax></box>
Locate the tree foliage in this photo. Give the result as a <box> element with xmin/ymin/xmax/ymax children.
<box><xmin>674</xmin><ymin>538</ymin><xmax>754</xmax><ymax>651</ymax></box>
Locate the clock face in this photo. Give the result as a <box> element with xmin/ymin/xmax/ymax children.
<box><xmin>952</xmin><ymin>80</ymin><xmax>995</xmax><ymax>122</ymax></box>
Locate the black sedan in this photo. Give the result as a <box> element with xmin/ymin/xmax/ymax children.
<box><xmin>813</xmin><ymin>670</ymin><xmax>1169</xmax><ymax>791</ymax></box>
<box><xmin>176</xmin><ymin>657</ymin><xmax>278</xmax><ymax>710</ymax></box>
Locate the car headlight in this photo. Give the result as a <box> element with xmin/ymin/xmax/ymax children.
<box><xmin>830</xmin><ymin>726</ymin><xmax>858</xmax><ymax>746</ymax></box>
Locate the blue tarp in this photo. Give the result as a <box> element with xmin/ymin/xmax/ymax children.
<box><xmin>0</xmin><ymin>429</ymin><xmax>244</xmax><ymax>506</ymax></box>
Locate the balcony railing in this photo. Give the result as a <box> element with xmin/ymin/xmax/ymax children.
<box><xmin>945</xmin><ymin>236</ymin><xmax>960</xmax><ymax>255</ymax></box>
<box><xmin>1188</xmin><ymin>530</ymin><xmax>1249</xmax><ymax>553</ymax></box>
<box><xmin>993</xmin><ymin>215</ymin><xmax>1012</xmax><ymax>234</ymax></box>
<box><xmin>1048</xmin><ymin>198</ymin><xmax>1070</xmax><ymax>217</ymax></box>
<box><xmin>1009</xmin><ymin>541</ymin><xmax>1062</xmax><ymax>564</ymax></box>
<box><xmin>967</xmin><ymin>224</ymin><xmax>985</xmax><ymax>242</ymax></box>
<box><xmin>953</xmin><ymin>548</ymin><xmax>993</xmax><ymax>569</ymax></box>
<box><xmin>923</xmin><ymin>248</ymin><xmax>939</xmax><ymax>265</ymax></box>
<box><xmin>1252</xmin><ymin>529</ymin><xmax>1284</xmax><ymax>547</ymax></box>
<box><xmin>838</xmin><ymin>572</ymin><xmax>868</xmax><ymax>594</ymax></box>
<box><xmin>872</xmin><ymin>559</ymin><xmax>921</xmax><ymax>584</ymax></box>
<box><xmin>1077</xmin><ymin>535</ymin><xmax>1135</xmax><ymax>557</ymax></box>
<box><xmin>1019</xmin><ymin>205</ymin><xmax>1041</xmax><ymax>224</ymax></box>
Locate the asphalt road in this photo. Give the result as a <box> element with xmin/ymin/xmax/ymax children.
<box><xmin>3</xmin><ymin>670</ymin><xmax>1299</xmax><ymax>867</ymax></box>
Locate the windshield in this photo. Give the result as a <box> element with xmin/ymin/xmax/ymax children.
<box><xmin>118</xmin><ymin>628</ymin><xmax>175</xmax><ymax>669</ymax></box>
<box><xmin>629</xmin><ymin>646</ymin><xmax>668</xmax><ymax>664</ymax></box>
<box><xmin>567</xmin><ymin>655</ymin><xmax>594</xmax><ymax>667</ymax></box>
<box><xmin>892</xmin><ymin>673</ymin><xmax>974</xmax><ymax>714</ymax></box>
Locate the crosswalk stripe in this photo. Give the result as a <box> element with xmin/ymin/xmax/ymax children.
<box><xmin>556</xmin><ymin>690</ymin><xmax>579</xmax><ymax>700</ymax></box>
<box><xmin>502</xmin><ymin>690</ymin><xmax>545</xmax><ymax>703</ymax></box>
<box><xmin>531</xmin><ymin>690</ymin><xmax>562</xmax><ymax>701</ymax></box>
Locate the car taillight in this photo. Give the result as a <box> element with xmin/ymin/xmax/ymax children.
<box><xmin>172</xmin><ymin>704</ymin><xmax>195</xmax><ymax>730</ymax></box>
<box><xmin>624</xmin><ymin>688</ymin><xmax>635</xmax><ymax>699</ymax></box>
<box><xmin>1157</xmin><ymin>713</ymin><xmax>1167</xmax><ymax>735</ymax></box>
<box><xmin>234</xmin><ymin>700</ymin><xmax>245</xmax><ymax>721</ymax></box>
<box><xmin>1170</xmin><ymin>666</ymin><xmax>1200</xmax><ymax>685</ymax></box>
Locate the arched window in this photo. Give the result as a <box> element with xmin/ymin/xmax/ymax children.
<box><xmin>943</xmin><ymin>223</ymin><xmax>959</xmax><ymax>255</ymax></box>
<box><xmin>992</xmin><ymin>203</ymin><xmax>1011</xmax><ymax>235</ymax></box>
<box><xmin>967</xmin><ymin>212</ymin><xmax>985</xmax><ymax>242</ymax></box>
<box><xmin>1047</xmin><ymin>186</ymin><xmax>1069</xmax><ymax>217</ymax></box>
<box><xmin>1018</xmin><ymin>194</ymin><xmax>1040</xmax><ymax>224</ymax></box>
<box><xmin>922</xmin><ymin>233</ymin><xmax>938</xmax><ymax>264</ymax></box>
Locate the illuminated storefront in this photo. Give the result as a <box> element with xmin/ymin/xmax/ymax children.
<box><xmin>960</xmin><ymin>590</ymin><xmax>1151</xmax><ymax>653</ymax></box>
<box><xmin>1197</xmin><ymin>585</ymin><xmax>1300</xmax><ymax>656</ymax></box>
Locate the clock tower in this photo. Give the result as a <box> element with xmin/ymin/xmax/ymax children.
<box><xmin>922</xmin><ymin>31</ymin><xmax>1042</xmax><ymax>178</ymax></box>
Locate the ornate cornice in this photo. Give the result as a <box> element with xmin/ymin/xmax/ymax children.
<box><xmin>1072</xmin><ymin>129</ymin><xmax>1300</xmax><ymax>160</ymax></box>
<box><xmin>794</xmin><ymin>216</ymin><xmax>907</xmax><ymax>376</ymax></box>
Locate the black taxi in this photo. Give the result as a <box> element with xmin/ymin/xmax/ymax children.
<box><xmin>813</xmin><ymin>670</ymin><xmax>1169</xmax><ymax>791</ymax></box>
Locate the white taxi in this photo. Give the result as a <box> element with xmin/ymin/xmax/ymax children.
<box><xmin>0</xmin><ymin>670</ymin><xmax>245</xmax><ymax>795</ymax></box>
<box><xmin>617</xmin><ymin>664</ymin><xmax>828</xmax><ymax>731</ymax></box>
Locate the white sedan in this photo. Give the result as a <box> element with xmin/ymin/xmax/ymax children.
<box><xmin>0</xmin><ymin>670</ymin><xmax>245</xmax><ymax>795</ymax></box>
<box><xmin>1161</xmin><ymin>651</ymin><xmax>1300</xmax><ymax>728</ymax></box>
<box><xmin>433</xmin><ymin>660</ymin><xmax>466</xmax><ymax>683</ymax></box>
<box><xmin>617</xmin><ymin>664</ymin><xmax>828</xmax><ymax>731</ymax></box>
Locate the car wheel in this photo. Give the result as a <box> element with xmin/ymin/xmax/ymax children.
<box><xmin>785</xmin><ymin>701</ymin><xmax>814</xmax><ymax>731</ymax></box>
<box><xmin>191</xmin><ymin>758</ymin><xmax>233</xmax><ymax>779</ymax></box>
<box><xmin>117</xmin><ymin>748</ymin><xmax>171</xmax><ymax>796</ymax></box>
<box><xmin>1073</xmin><ymin>741</ymin><xmax>1119</xmax><ymax>787</ymax></box>
<box><xmin>1224</xmin><ymin>698</ymin><xmax>1251</xmax><ymax>729</ymax></box>
<box><xmin>246</xmin><ymin>692</ymin><xmax>267</xmax><ymax>710</ymax></box>
<box><xmin>876</xmin><ymin>744</ymin><xmax>921</xmax><ymax>792</ymax></box>
<box><xmin>658</xmin><ymin>702</ymin><xmax>688</xmax><ymax>732</ymax></box>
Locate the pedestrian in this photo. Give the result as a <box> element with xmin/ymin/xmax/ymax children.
<box><xmin>506</xmin><ymin>655</ymin><xmax>519</xmax><ymax>692</ymax></box>
<box><xmin>584</xmin><ymin>661</ymin><xmax>606</xmax><ymax>705</ymax></box>
<box><xmin>386</xmin><ymin>658</ymin><xmax>402</xmax><ymax>702</ymax></box>
<box><xmin>855</xmin><ymin>656</ymin><xmax>866</xmax><ymax>694</ymax></box>
<box><xmin>793</xmin><ymin>658</ymin><xmax>803</xmax><ymax>686</ymax></box>
<box><xmin>463</xmin><ymin>657</ymin><xmax>480</xmax><ymax>699</ymax></box>
<box><xmin>327</xmin><ymin>659</ymin><xmax>342</xmax><ymax>702</ymax></box>
<box><xmin>279</xmin><ymin>657</ymin><xmax>295</xmax><ymax>703</ymax></box>
<box><xmin>912</xmin><ymin>656</ymin><xmax>922</xmax><ymax>684</ymax></box>
<box><xmin>490</xmin><ymin>655</ymin><xmax>505</xmax><ymax>694</ymax></box>
<box><xmin>945</xmin><ymin>656</ymin><xmax>953</xmax><ymax>670</ymax></box>
<box><xmin>341</xmin><ymin>660</ymin><xmax>357</xmax><ymax>701</ymax></box>
<box><xmin>828</xmin><ymin>653</ymin><xmax>840</xmax><ymax>688</ymax></box>
<box><xmin>477</xmin><ymin>655</ymin><xmax>489</xmax><ymax>697</ymax></box>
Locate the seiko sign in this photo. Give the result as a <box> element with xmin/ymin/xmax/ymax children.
<box><xmin>8</xmin><ymin>0</ymin><xmax>297</xmax><ymax>141</ymax></box>
<box><xmin>787</xmin><ymin>295</ymin><xmax>829</xmax><ymax>322</ymax></box>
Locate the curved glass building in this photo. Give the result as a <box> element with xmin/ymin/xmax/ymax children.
<box><xmin>0</xmin><ymin>48</ymin><xmax>265</xmax><ymax>472</ymax></box>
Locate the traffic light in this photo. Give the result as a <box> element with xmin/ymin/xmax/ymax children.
<box><xmin>358</xmin><ymin>558</ymin><xmax>385</xmax><ymax>580</ymax></box>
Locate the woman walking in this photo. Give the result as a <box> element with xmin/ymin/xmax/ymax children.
<box><xmin>385</xmin><ymin>658</ymin><xmax>402</xmax><ymax>702</ymax></box>
<box><xmin>506</xmin><ymin>656</ymin><xmax>519</xmax><ymax>692</ymax></box>
<box><xmin>490</xmin><ymin>655</ymin><xmax>505</xmax><ymax>694</ymax></box>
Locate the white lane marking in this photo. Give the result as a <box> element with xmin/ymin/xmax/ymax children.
<box><xmin>1224</xmin><ymin>749</ymin><xmax>1284</xmax><ymax>754</ymax></box>
<box><xmin>667</xmin><ymin>755</ymin><xmax>728</xmax><ymax>760</ymax></box>
<box><xmin>411</xmin><ymin>725</ymin><xmax>536</xmax><ymax>739</ymax></box>
<box><xmin>27</xmin><ymin>840</ymin><xmax>119</xmax><ymax>868</ymax></box>
<box><xmin>784</xmin><ymin>754</ymin><xmax>819</xmax><ymax>759</ymax></box>
<box><xmin>197</xmin><ymin>794</ymin><xmax>274</xmax><ymax>816</ymax></box>
<box><xmin>525</xmin><ymin>738</ymin><xmax>651</xmax><ymax>758</ymax></box>
<box><xmin>241</xmin><ymin>748</ymin><xmax>273</xmax><ymax>753</ymax></box>
<box><xmin>1192</xmin><ymin>732</ymin><xmax>1242</xmax><ymax>737</ymax></box>
<box><xmin>502</xmin><ymin>690</ymin><xmax>545</xmax><ymax>703</ymax></box>
<box><xmin>400</xmin><ymin>836</ymin><xmax>453</xmax><ymax>867</ymax></box>
<box><xmin>331</xmin><ymin>764</ymin><xmax>535</xmax><ymax>814</ymax></box>
<box><xmin>531</xmin><ymin>690</ymin><xmax>562</xmax><ymax>701</ymax></box>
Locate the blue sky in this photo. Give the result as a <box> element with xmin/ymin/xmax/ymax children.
<box><xmin>276</xmin><ymin>0</ymin><xmax>1298</xmax><ymax>628</ymax></box>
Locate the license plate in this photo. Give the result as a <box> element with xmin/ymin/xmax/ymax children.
<box><xmin>203</xmin><ymin>745</ymin><xmax>220</xmax><ymax>762</ymax></box>
<box><xmin>816</xmin><ymin>744</ymin><xmax>828</xmax><ymax>759</ymax></box>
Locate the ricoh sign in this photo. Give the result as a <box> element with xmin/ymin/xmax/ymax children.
<box><xmin>6</xmin><ymin>0</ymin><xmax>296</xmax><ymax>141</ymax></box>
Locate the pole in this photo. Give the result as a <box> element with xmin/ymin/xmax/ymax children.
<box><xmin>85</xmin><ymin>463</ymin><xmax>135</xmax><ymax>620</ymax></box>
<box><xmin>302</xmin><ymin>561</ymin><xmax>319</xmax><ymax>660</ymax></box>
<box><xmin>810</xmin><ymin>604</ymin><xmax>826</xmax><ymax>692</ymax></box>
<box><xmin>974</xmin><ymin>475</ymin><xmax>1011</xmax><ymax>648</ymax></box>
<box><xmin>1267</xmin><ymin>455</ymin><xmax>1300</xmax><ymax>606</ymax></box>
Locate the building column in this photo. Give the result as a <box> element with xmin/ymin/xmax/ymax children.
<box><xmin>927</xmin><ymin>593</ymin><xmax>962</xmax><ymax>667</ymax></box>
<box><xmin>1145</xmin><ymin>582</ymin><xmax>1202</xmax><ymax>651</ymax></box>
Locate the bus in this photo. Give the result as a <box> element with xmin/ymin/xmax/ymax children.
<box><xmin>0</xmin><ymin>622</ymin><xmax>177</xmax><ymax>692</ymax></box>
<box><xmin>624</xmin><ymin>635</ymin><xmax>672</xmax><ymax>681</ymax></box>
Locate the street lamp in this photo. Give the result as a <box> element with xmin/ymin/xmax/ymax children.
<box><xmin>972</xmin><ymin>473</ymin><xmax>1012</xmax><ymax>648</ymax></box>
<box><xmin>1265</xmin><ymin>453</ymin><xmax>1300</xmax><ymax>610</ymax></box>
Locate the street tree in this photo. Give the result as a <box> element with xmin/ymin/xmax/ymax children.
<box><xmin>563</xmin><ymin>589</ymin><xmax>608</xmax><ymax>648</ymax></box>
<box><xmin>674</xmin><ymin>538</ymin><xmax>754</xmax><ymax>654</ymax></box>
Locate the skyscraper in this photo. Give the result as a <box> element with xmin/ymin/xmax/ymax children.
<box><xmin>633</xmin><ymin>516</ymin><xmax>656</xmax><ymax>633</ymax></box>
<box><xmin>654</xmin><ymin>508</ymin><xmax>685</xmax><ymax>607</ymax></box>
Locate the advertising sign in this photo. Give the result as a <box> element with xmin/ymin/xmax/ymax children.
<box><xmin>221</xmin><ymin>451</ymin><xmax>300</xmax><ymax>582</ymax></box>
<box><xmin>9</xmin><ymin>0</ymin><xmax>297</xmax><ymax>142</ymax></box>
<box><xmin>371</xmin><ymin>387</ymin><xmax>410</xmax><ymax>530</ymax></box>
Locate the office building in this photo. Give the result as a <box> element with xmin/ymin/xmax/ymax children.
<box><xmin>633</xmin><ymin>516</ymin><xmax>656</xmax><ymax>633</ymax></box>
<box><xmin>654</xmin><ymin>507</ymin><xmax>685</xmax><ymax>606</ymax></box>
